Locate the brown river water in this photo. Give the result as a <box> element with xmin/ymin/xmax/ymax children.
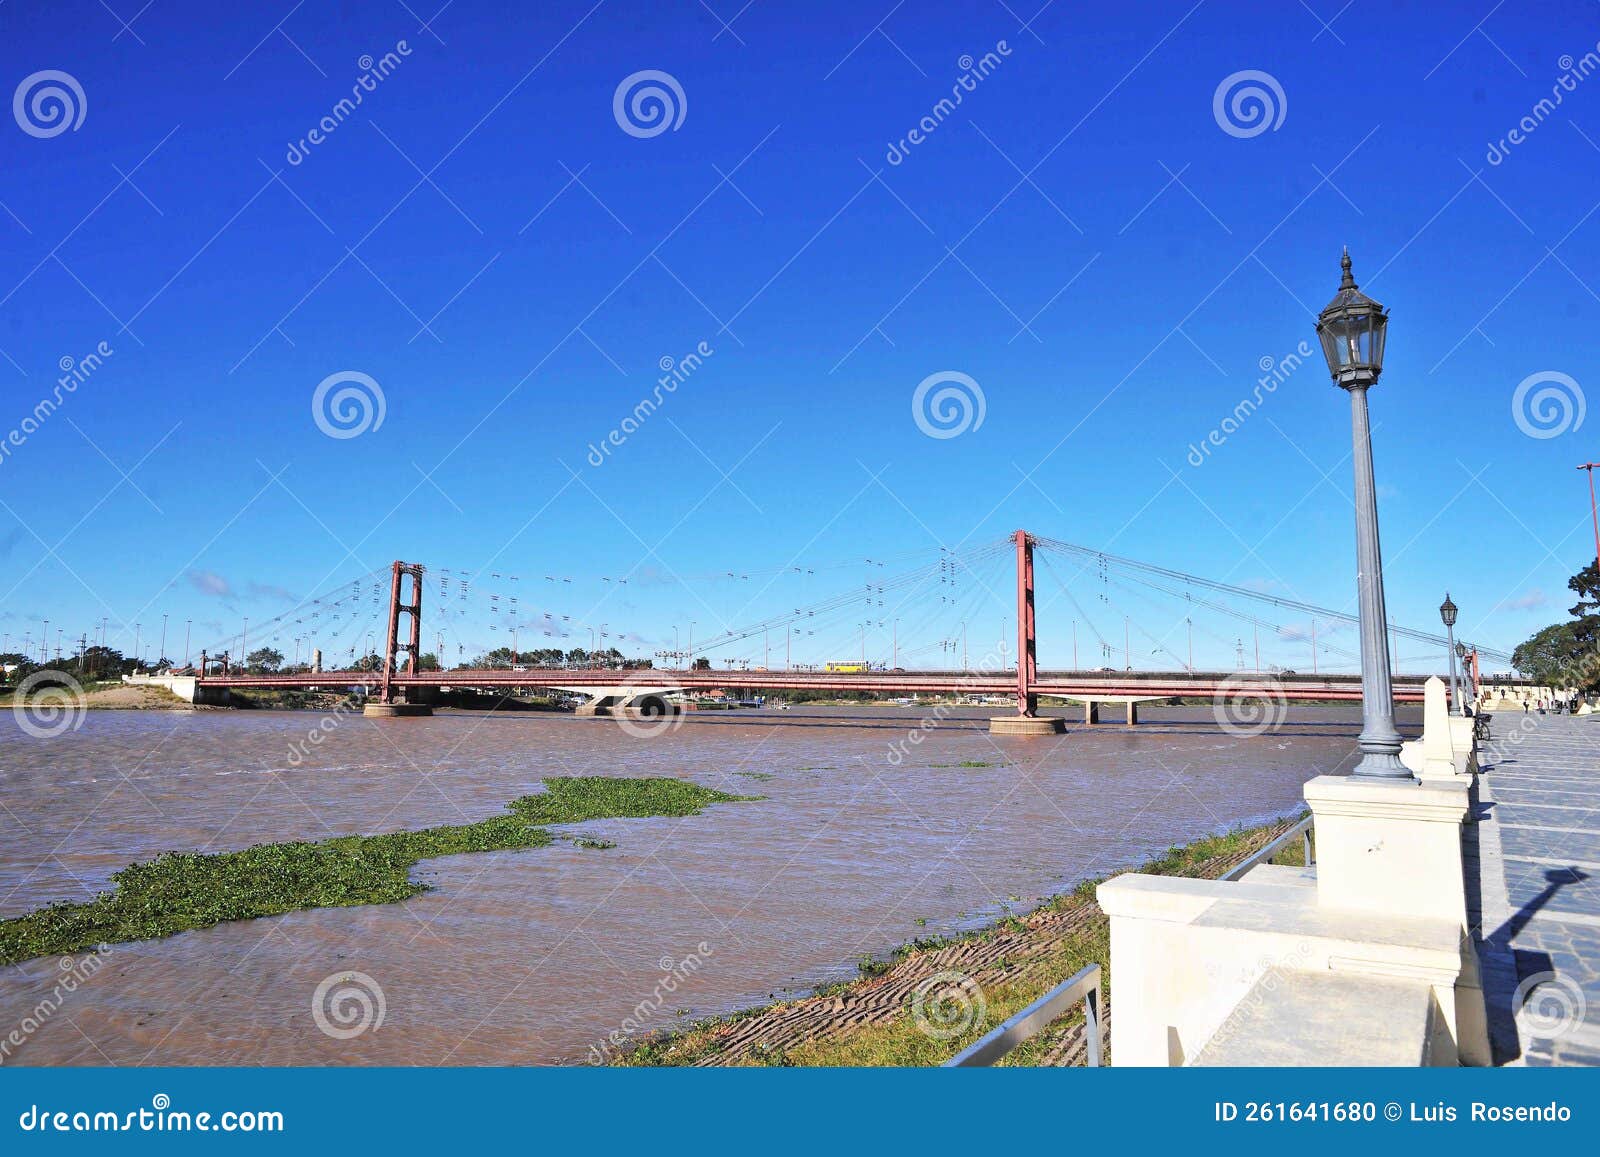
<box><xmin>0</xmin><ymin>704</ymin><xmax>1413</xmax><ymax>1065</ymax></box>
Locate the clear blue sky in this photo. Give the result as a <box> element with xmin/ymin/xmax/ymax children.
<box><xmin>2</xmin><ymin>0</ymin><xmax>1597</xmax><ymax>674</ymax></box>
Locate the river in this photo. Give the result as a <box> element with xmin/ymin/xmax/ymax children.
<box><xmin>0</xmin><ymin>703</ymin><xmax>1413</xmax><ymax>1065</ymax></box>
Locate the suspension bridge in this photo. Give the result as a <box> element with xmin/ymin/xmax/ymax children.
<box><xmin>176</xmin><ymin>531</ymin><xmax>1503</xmax><ymax>732</ymax></box>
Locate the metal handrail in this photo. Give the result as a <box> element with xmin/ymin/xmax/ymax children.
<box><xmin>941</xmin><ymin>963</ymin><xmax>1102</xmax><ymax>1067</ymax></box>
<box><xmin>1220</xmin><ymin>815</ymin><xmax>1314</xmax><ymax>883</ymax></box>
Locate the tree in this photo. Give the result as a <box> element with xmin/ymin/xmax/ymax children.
<box><xmin>246</xmin><ymin>647</ymin><xmax>284</xmax><ymax>673</ymax></box>
<box><xmin>1512</xmin><ymin>622</ymin><xmax>1588</xmax><ymax>688</ymax></box>
<box><xmin>416</xmin><ymin>652</ymin><xmax>441</xmax><ymax>672</ymax></box>
<box><xmin>1569</xmin><ymin>560</ymin><xmax>1600</xmax><ymax>617</ymax></box>
<box><xmin>0</xmin><ymin>652</ymin><xmax>31</xmax><ymax>683</ymax></box>
<box><xmin>1512</xmin><ymin>559</ymin><xmax>1600</xmax><ymax>691</ymax></box>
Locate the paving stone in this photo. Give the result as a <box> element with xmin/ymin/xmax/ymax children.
<box><xmin>1475</xmin><ymin>715</ymin><xmax>1600</xmax><ymax>1067</ymax></box>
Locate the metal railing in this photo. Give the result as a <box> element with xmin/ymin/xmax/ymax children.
<box><xmin>941</xmin><ymin>963</ymin><xmax>1102</xmax><ymax>1067</ymax></box>
<box><xmin>1220</xmin><ymin>815</ymin><xmax>1314</xmax><ymax>883</ymax></box>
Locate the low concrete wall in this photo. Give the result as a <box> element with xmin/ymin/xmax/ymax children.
<box><xmin>1097</xmin><ymin>675</ymin><xmax>1488</xmax><ymax>1067</ymax></box>
<box><xmin>122</xmin><ymin>673</ymin><xmax>232</xmax><ymax>706</ymax></box>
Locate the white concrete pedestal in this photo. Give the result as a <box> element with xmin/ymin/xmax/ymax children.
<box><xmin>1302</xmin><ymin>775</ymin><xmax>1468</xmax><ymax>924</ymax></box>
<box><xmin>1100</xmin><ymin>742</ymin><xmax>1490</xmax><ymax>1065</ymax></box>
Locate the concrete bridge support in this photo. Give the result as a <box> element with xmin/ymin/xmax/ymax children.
<box><xmin>1077</xmin><ymin>696</ymin><xmax>1156</xmax><ymax>726</ymax></box>
<box><xmin>573</xmin><ymin>691</ymin><xmax>680</xmax><ymax>718</ymax></box>
<box><xmin>124</xmin><ymin>674</ymin><xmax>234</xmax><ymax>706</ymax></box>
<box><xmin>362</xmin><ymin>702</ymin><xmax>433</xmax><ymax>717</ymax></box>
<box><xmin>990</xmin><ymin>715</ymin><xmax>1065</xmax><ymax>735</ymax></box>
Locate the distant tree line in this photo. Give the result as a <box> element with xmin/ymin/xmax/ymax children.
<box><xmin>466</xmin><ymin>646</ymin><xmax>652</xmax><ymax>670</ymax></box>
<box><xmin>1</xmin><ymin>645</ymin><xmax>148</xmax><ymax>685</ymax></box>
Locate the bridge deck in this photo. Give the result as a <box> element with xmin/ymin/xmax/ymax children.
<box><xmin>189</xmin><ymin>667</ymin><xmax>1430</xmax><ymax>702</ymax></box>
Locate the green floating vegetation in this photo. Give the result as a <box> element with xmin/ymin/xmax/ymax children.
<box><xmin>0</xmin><ymin>776</ymin><xmax>748</xmax><ymax>966</ymax></box>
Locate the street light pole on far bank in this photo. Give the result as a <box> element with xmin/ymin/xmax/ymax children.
<box><xmin>1579</xmin><ymin>462</ymin><xmax>1600</xmax><ymax>570</ymax></box>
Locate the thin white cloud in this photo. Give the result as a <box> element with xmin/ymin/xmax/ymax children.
<box><xmin>1495</xmin><ymin>589</ymin><xmax>1548</xmax><ymax>612</ymax></box>
<box><xmin>188</xmin><ymin>570</ymin><xmax>232</xmax><ymax>598</ymax></box>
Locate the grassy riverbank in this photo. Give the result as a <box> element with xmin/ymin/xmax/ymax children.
<box><xmin>0</xmin><ymin>777</ymin><xmax>749</xmax><ymax>965</ymax></box>
<box><xmin>616</xmin><ymin>815</ymin><xmax>1306</xmax><ymax>1067</ymax></box>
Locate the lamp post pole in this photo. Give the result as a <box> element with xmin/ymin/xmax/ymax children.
<box><xmin>1580</xmin><ymin>462</ymin><xmax>1600</xmax><ymax>571</ymax></box>
<box><xmin>1348</xmin><ymin>378</ymin><xmax>1405</xmax><ymax>774</ymax></box>
<box><xmin>1440</xmin><ymin>593</ymin><xmax>1461</xmax><ymax>715</ymax></box>
<box><xmin>1316</xmin><ymin>250</ymin><xmax>1408</xmax><ymax>779</ymax></box>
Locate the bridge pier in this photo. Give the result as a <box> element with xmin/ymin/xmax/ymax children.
<box><xmin>989</xmin><ymin>715</ymin><xmax>1065</xmax><ymax>735</ymax></box>
<box><xmin>363</xmin><ymin>702</ymin><xmax>433</xmax><ymax>717</ymax></box>
<box><xmin>575</xmin><ymin>692</ymin><xmax>681</xmax><ymax>719</ymax></box>
<box><xmin>1076</xmin><ymin>697</ymin><xmax>1152</xmax><ymax>725</ymax></box>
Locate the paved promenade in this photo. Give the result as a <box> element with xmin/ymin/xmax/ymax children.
<box><xmin>1473</xmin><ymin>712</ymin><xmax>1600</xmax><ymax>1065</ymax></box>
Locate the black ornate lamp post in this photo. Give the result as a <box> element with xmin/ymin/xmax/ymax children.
<box><xmin>1316</xmin><ymin>249</ymin><xmax>1408</xmax><ymax>778</ymax></box>
<box><xmin>1440</xmin><ymin>593</ymin><xmax>1461</xmax><ymax>715</ymax></box>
